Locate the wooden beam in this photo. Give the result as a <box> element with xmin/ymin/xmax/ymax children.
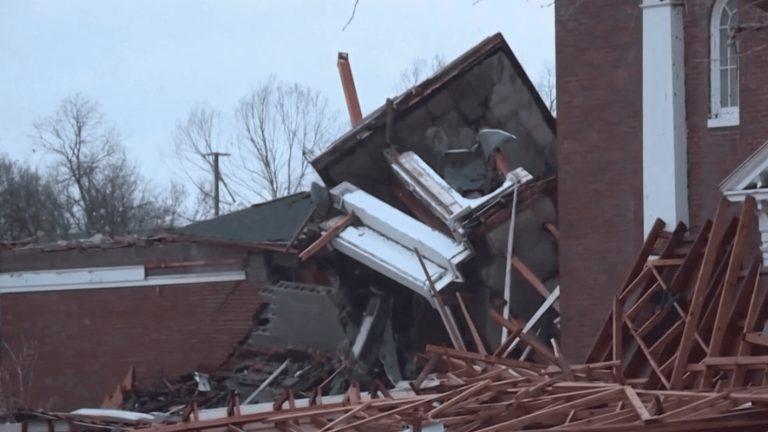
<box><xmin>415</xmin><ymin>248</ymin><xmax>466</xmax><ymax>351</ymax></box>
<box><xmin>510</xmin><ymin>255</ymin><xmax>560</xmax><ymax>312</ymax></box>
<box><xmin>585</xmin><ymin>219</ymin><xmax>668</xmax><ymax>364</ymax></box>
<box><xmin>489</xmin><ymin>309</ymin><xmax>558</xmax><ymax>365</ymax></box>
<box><xmin>473</xmin><ymin>387</ymin><xmax>623</xmax><ymax>432</ymax></box>
<box><xmin>299</xmin><ymin>212</ymin><xmax>357</xmax><ymax>261</ymax></box>
<box><xmin>544</xmin><ymin>222</ymin><xmax>559</xmax><ymax>244</ymax></box>
<box><xmin>613</xmin><ymin>297</ymin><xmax>624</xmax><ymax>385</ymax></box>
<box><xmin>729</xmin><ymin>255</ymin><xmax>762</xmax><ymax>388</ymax></box>
<box><xmin>744</xmin><ymin>332</ymin><xmax>768</xmax><ymax>348</ymax></box>
<box><xmin>425</xmin><ymin>345</ymin><xmax>544</xmax><ymax>371</ymax></box>
<box><xmin>702</xmin><ymin>355</ymin><xmax>768</xmax><ymax>366</ymax></box>
<box><xmin>623</xmin><ymin>386</ymin><xmax>652</xmax><ymax>422</ymax></box>
<box><xmin>455</xmin><ymin>292</ymin><xmax>487</xmax><ymax>355</ymax></box>
<box><xmin>623</xmin><ymin>313</ymin><xmax>671</xmax><ymax>389</ymax></box>
<box><xmin>704</xmin><ymin>196</ymin><xmax>756</xmax><ymax>388</ymax></box>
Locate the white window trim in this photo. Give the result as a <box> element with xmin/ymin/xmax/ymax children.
<box><xmin>708</xmin><ymin>0</ymin><xmax>740</xmax><ymax>129</ymax></box>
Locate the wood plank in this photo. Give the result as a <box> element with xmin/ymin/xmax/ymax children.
<box><xmin>620</xmin><ymin>223</ymin><xmax>690</xmax><ymax>372</ymax></box>
<box><xmin>612</xmin><ymin>297</ymin><xmax>624</xmax><ymax>384</ymax></box>
<box><xmin>618</xmin><ymin>267</ymin><xmax>653</xmax><ymax>304</ymax></box>
<box><xmin>649</xmin><ymin>320</ymin><xmax>683</xmax><ymax>357</ymax></box>
<box><xmin>415</xmin><ymin>248</ymin><xmax>466</xmax><ymax>351</ymax></box>
<box><xmin>299</xmin><ymin>212</ymin><xmax>357</xmax><ymax>261</ymax></box>
<box><xmin>551</xmin><ymin>409</ymin><xmax>636</xmax><ymax>429</ymax></box>
<box><xmin>745</xmin><ymin>332</ymin><xmax>768</xmax><ymax>348</ymax></box>
<box><xmin>585</xmin><ymin>218</ymin><xmax>667</xmax><ymax>363</ymax></box>
<box><xmin>425</xmin><ymin>345</ymin><xmax>544</xmax><ymax>371</ymax></box>
<box><xmin>473</xmin><ymin>387</ymin><xmax>623</xmax><ymax>432</ymax></box>
<box><xmin>489</xmin><ymin>309</ymin><xmax>558</xmax><ymax>365</ymax></box>
<box><xmin>623</xmin><ymin>386</ymin><xmax>652</xmax><ymax>422</ymax></box>
<box><xmin>317</xmin><ymin>401</ymin><xmax>371</xmax><ymax>432</ymax></box>
<box><xmin>510</xmin><ymin>255</ymin><xmax>560</xmax><ymax>312</ymax></box>
<box><xmin>325</xmin><ymin>396</ymin><xmax>440</xmax><ymax>432</ymax></box>
<box><xmin>427</xmin><ymin>379</ymin><xmax>491</xmax><ymax>418</ymax></box>
<box><xmin>665</xmin><ymin>218</ymin><xmax>713</xmax><ymax>296</ymax></box>
<box><xmin>703</xmin><ymin>196</ymin><xmax>757</xmax><ymax>388</ymax></box>
<box><xmin>702</xmin><ymin>355</ymin><xmax>768</xmax><ymax>366</ymax></box>
<box><xmin>647</xmin><ymin>258</ymin><xmax>685</xmax><ymax>267</ymax></box>
<box><xmin>455</xmin><ymin>292</ymin><xmax>487</xmax><ymax>355</ymax></box>
<box><xmin>729</xmin><ymin>255</ymin><xmax>762</xmax><ymax>388</ymax></box>
<box><xmin>649</xmin><ymin>392</ymin><xmax>729</xmax><ymax>422</ymax></box>
<box><xmin>544</xmin><ymin>222</ymin><xmax>559</xmax><ymax>244</ymax></box>
<box><xmin>623</xmin><ymin>313</ymin><xmax>671</xmax><ymax>389</ymax></box>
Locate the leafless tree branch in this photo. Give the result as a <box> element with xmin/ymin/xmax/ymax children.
<box><xmin>534</xmin><ymin>60</ymin><xmax>556</xmax><ymax>117</ymax></box>
<box><xmin>393</xmin><ymin>54</ymin><xmax>448</xmax><ymax>94</ymax></box>
<box><xmin>32</xmin><ymin>94</ymin><xmax>182</xmax><ymax>236</ymax></box>
<box><xmin>342</xmin><ymin>0</ymin><xmax>360</xmax><ymax>31</ymax></box>
<box><xmin>229</xmin><ymin>77</ymin><xmax>339</xmax><ymax>202</ymax></box>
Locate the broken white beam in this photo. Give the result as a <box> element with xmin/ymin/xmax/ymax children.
<box><xmin>385</xmin><ymin>149</ymin><xmax>532</xmax><ymax>240</ymax></box>
<box><xmin>328</xmin><ymin>182</ymin><xmax>473</xmax><ymax>304</ymax></box>
<box><xmin>504</xmin><ymin>285</ymin><xmax>560</xmax><ymax>357</ymax></box>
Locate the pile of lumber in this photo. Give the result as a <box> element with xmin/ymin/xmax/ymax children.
<box><xmin>29</xmin><ymin>196</ymin><xmax>768</xmax><ymax>431</ymax></box>
<box><xmin>587</xmin><ymin>196</ymin><xmax>768</xmax><ymax>391</ymax></box>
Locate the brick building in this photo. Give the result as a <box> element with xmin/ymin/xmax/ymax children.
<box><xmin>556</xmin><ymin>0</ymin><xmax>768</xmax><ymax>361</ymax></box>
<box><xmin>0</xmin><ymin>193</ymin><xmax>316</xmax><ymax>410</ymax></box>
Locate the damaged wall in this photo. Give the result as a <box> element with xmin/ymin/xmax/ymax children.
<box><xmin>313</xmin><ymin>34</ymin><xmax>556</xmax><ymax>213</ymax></box>
<box><xmin>0</xmin><ymin>280</ymin><xmax>262</xmax><ymax>411</ymax></box>
<box><xmin>311</xmin><ymin>33</ymin><xmax>559</xmax><ymax>354</ymax></box>
<box><xmin>0</xmin><ymin>241</ymin><xmax>273</xmax><ymax>411</ymax></box>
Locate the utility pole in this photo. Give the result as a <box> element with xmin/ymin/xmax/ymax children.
<box><xmin>203</xmin><ymin>152</ymin><xmax>231</xmax><ymax>217</ymax></box>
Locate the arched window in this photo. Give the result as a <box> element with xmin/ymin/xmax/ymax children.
<box><xmin>709</xmin><ymin>0</ymin><xmax>739</xmax><ymax>128</ymax></box>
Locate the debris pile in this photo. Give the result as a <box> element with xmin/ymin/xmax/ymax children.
<box><xmin>14</xmin><ymin>196</ymin><xmax>768</xmax><ymax>431</ymax></box>
<box><xmin>112</xmin><ymin>348</ymin><xmax>347</xmax><ymax>413</ymax></box>
<box><xmin>587</xmin><ymin>196</ymin><xmax>768</xmax><ymax>391</ymax></box>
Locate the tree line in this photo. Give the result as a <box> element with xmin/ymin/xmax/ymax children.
<box><xmin>1</xmin><ymin>77</ymin><xmax>338</xmax><ymax>243</ymax></box>
<box><xmin>1</xmin><ymin>57</ymin><xmax>555</xmax><ymax>243</ymax></box>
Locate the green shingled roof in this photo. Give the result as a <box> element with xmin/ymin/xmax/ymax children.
<box><xmin>175</xmin><ymin>192</ymin><xmax>313</xmax><ymax>244</ymax></box>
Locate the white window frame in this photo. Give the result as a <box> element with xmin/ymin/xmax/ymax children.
<box><xmin>708</xmin><ymin>0</ymin><xmax>740</xmax><ymax>128</ymax></box>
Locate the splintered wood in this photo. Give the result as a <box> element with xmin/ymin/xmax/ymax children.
<box><xmin>106</xmin><ymin>197</ymin><xmax>768</xmax><ymax>431</ymax></box>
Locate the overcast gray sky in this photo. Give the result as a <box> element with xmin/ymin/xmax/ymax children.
<box><xmin>0</xmin><ymin>0</ymin><xmax>554</xmax><ymax>201</ymax></box>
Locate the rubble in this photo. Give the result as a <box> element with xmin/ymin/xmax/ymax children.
<box><xmin>8</xmin><ymin>196</ymin><xmax>768</xmax><ymax>431</ymax></box>
<box><xmin>0</xmin><ymin>33</ymin><xmax>561</xmax><ymax>414</ymax></box>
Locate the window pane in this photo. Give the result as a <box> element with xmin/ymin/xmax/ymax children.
<box><xmin>728</xmin><ymin>43</ymin><xmax>737</xmax><ymax>67</ymax></box>
<box><xmin>725</xmin><ymin>0</ymin><xmax>737</xmax><ymax>15</ymax></box>
<box><xmin>721</xmin><ymin>67</ymin><xmax>729</xmax><ymax>107</ymax></box>
<box><xmin>720</xmin><ymin>7</ymin><xmax>730</xmax><ymax>27</ymax></box>
<box><xmin>730</xmin><ymin>67</ymin><xmax>739</xmax><ymax>107</ymax></box>
<box><xmin>720</xmin><ymin>28</ymin><xmax>729</xmax><ymax>67</ymax></box>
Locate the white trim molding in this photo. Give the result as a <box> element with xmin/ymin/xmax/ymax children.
<box><xmin>720</xmin><ymin>140</ymin><xmax>768</xmax><ymax>265</ymax></box>
<box><xmin>0</xmin><ymin>266</ymin><xmax>245</xmax><ymax>294</ymax></box>
<box><xmin>708</xmin><ymin>0</ymin><xmax>740</xmax><ymax>129</ymax></box>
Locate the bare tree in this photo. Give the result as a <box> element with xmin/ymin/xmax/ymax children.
<box><xmin>231</xmin><ymin>77</ymin><xmax>339</xmax><ymax>201</ymax></box>
<box><xmin>32</xmin><ymin>94</ymin><xmax>182</xmax><ymax>236</ymax></box>
<box><xmin>0</xmin><ymin>339</ymin><xmax>38</xmax><ymax>413</ymax></box>
<box><xmin>0</xmin><ymin>155</ymin><xmax>67</xmax><ymax>242</ymax></box>
<box><xmin>393</xmin><ymin>54</ymin><xmax>448</xmax><ymax>94</ymax></box>
<box><xmin>535</xmin><ymin>60</ymin><xmax>556</xmax><ymax>117</ymax></box>
<box><xmin>171</xmin><ymin>104</ymin><xmax>233</xmax><ymax>220</ymax></box>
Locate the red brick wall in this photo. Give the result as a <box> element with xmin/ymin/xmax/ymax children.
<box><xmin>556</xmin><ymin>0</ymin><xmax>768</xmax><ymax>362</ymax></box>
<box><xmin>1</xmin><ymin>281</ymin><xmax>263</xmax><ymax>411</ymax></box>
<box><xmin>686</xmin><ymin>0</ymin><xmax>768</xmax><ymax>230</ymax></box>
<box><xmin>555</xmin><ymin>0</ymin><xmax>645</xmax><ymax>362</ymax></box>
